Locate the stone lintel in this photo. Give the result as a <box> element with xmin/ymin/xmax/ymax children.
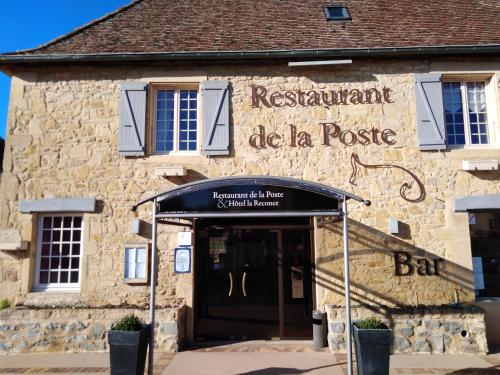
<box><xmin>454</xmin><ymin>195</ymin><xmax>500</xmax><ymax>212</ymax></box>
<box><xmin>20</xmin><ymin>197</ymin><xmax>96</xmax><ymax>214</ymax></box>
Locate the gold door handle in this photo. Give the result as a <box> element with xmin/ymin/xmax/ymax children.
<box><xmin>228</xmin><ymin>272</ymin><xmax>234</xmax><ymax>297</ymax></box>
<box><xmin>242</xmin><ymin>272</ymin><xmax>247</xmax><ymax>297</ymax></box>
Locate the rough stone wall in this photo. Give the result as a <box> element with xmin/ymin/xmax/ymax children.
<box><xmin>0</xmin><ymin>306</ymin><xmax>185</xmax><ymax>354</ymax></box>
<box><xmin>0</xmin><ymin>59</ymin><xmax>498</xmax><ymax>343</ymax></box>
<box><xmin>326</xmin><ymin>305</ymin><xmax>488</xmax><ymax>354</ymax></box>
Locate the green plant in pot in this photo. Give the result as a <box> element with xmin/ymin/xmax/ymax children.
<box><xmin>108</xmin><ymin>314</ymin><xmax>151</xmax><ymax>375</ymax></box>
<box><xmin>353</xmin><ymin>317</ymin><xmax>392</xmax><ymax>375</ymax></box>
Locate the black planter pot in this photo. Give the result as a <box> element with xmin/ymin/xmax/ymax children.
<box><xmin>108</xmin><ymin>324</ymin><xmax>151</xmax><ymax>375</ymax></box>
<box><xmin>353</xmin><ymin>323</ymin><xmax>392</xmax><ymax>375</ymax></box>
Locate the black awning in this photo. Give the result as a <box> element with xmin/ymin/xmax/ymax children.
<box><xmin>133</xmin><ymin>176</ymin><xmax>369</xmax><ymax>218</ymax></box>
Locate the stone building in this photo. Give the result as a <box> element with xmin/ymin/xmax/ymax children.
<box><xmin>0</xmin><ymin>0</ymin><xmax>499</xmax><ymax>355</ymax></box>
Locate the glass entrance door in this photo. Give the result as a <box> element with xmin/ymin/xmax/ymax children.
<box><xmin>196</xmin><ymin>227</ymin><xmax>279</xmax><ymax>339</ymax></box>
<box><xmin>195</xmin><ymin>220</ymin><xmax>313</xmax><ymax>340</ymax></box>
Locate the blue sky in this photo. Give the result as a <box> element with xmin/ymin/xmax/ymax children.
<box><xmin>0</xmin><ymin>0</ymin><xmax>130</xmax><ymax>139</ymax></box>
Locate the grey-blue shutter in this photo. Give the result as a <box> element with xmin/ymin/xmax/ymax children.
<box><xmin>118</xmin><ymin>82</ymin><xmax>147</xmax><ymax>156</ymax></box>
<box><xmin>202</xmin><ymin>80</ymin><xmax>230</xmax><ymax>156</ymax></box>
<box><xmin>414</xmin><ymin>73</ymin><xmax>447</xmax><ymax>150</ymax></box>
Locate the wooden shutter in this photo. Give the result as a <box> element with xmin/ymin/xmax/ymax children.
<box><xmin>118</xmin><ymin>82</ymin><xmax>147</xmax><ymax>156</ymax></box>
<box><xmin>414</xmin><ymin>73</ymin><xmax>447</xmax><ymax>150</ymax></box>
<box><xmin>202</xmin><ymin>80</ymin><xmax>230</xmax><ymax>156</ymax></box>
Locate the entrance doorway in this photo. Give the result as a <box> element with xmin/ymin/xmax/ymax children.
<box><xmin>194</xmin><ymin>218</ymin><xmax>314</xmax><ymax>340</ymax></box>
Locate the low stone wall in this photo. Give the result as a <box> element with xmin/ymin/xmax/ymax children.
<box><xmin>0</xmin><ymin>306</ymin><xmax>186</xmax><ymax>354</ymax></box>
<box><xmin>325</xmin><ymin>304</ymin><xmax>488</xmax><ymax>354</ymax></box>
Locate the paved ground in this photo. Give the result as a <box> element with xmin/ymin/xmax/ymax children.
<box><xmin>0</xmin><ymin>342</ymin><xmax>499</xmax><ymax>374</ymax></box>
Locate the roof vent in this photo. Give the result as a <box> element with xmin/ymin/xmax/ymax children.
<box><xmin>323</xmin><ymin>5</ymin><xmax>351</xmax><ymax>21</ymax></box>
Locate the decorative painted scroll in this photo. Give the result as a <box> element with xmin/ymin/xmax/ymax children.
<box><xmin>349</xmin><ymin>153</ymin><xmax>426</xmax><ymax>203</ymax></box>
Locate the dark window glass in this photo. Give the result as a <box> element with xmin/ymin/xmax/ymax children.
<box><xmin>42</xmin><ymin>231</ymin><xmax>51</xmax><ymax>242</ymax></box>
<box><xmin>39</xmin><ymin>271</ymin><xmax>48</xmax><ymax>283</ymax></box>
<box><xmin>61</xmin><ymin>257</ymin><xmax>70</xmax><ymax>269</ymax></box>
<box><xmin>63</xmin><ymin>217</ymin><xmax>72</xmax><ymax>228</ymax></box>
<box><xmin>470</xmin><ymin>212</ymin><xmax>500</xmax><ymax>298</ymax></box>
<box><xmin>70</xmin><ymin>271</ymin><xmax>79</xmax><ymax>283</ymax></box>
<box><xmin>63</xmin><ymin>230</ymin><xmax>71</xmax><ymax>241</ymax></box>
<box><xmin>62</xmin><ymin>244</ymin><xmax>70</xmax><ymax>256</ymax></box>
<box><xmin>40</xmin><ymin>257</ymin><xmax>49</xmax><ymax>269</ymax></box>
<box><xmin>43</xmin><ymin>217</ymin><xmax>52</xmax><ymax>229</ymax></box>
<box><xmin>60</xmin><ymin>272</ymin><xmax>68</xmax><ymax>283</ymax></box>
<box><xmin>324</xmin><ymin>6</ymin><xmax>351</xmax><ymax>21</ymax></box>
<box><xmin>50</xmin><ymin>272</ymin><xmax>58</xmax><ymax>283</ymax></box>
<box><xmin>53</xmin><ymin>217</ymin><xmax>62</xmax><ymax>227</ymax></box>
<box><xmin>41</xmin><ymin>244</ymin><xmax>50</xmax><ymax>256</ymax></box>
<box><xmin>71</xmin><ymin>258</ymin><xmax>80</xmax><ymax>270</ymax></box>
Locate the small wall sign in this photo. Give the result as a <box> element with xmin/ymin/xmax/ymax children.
<box><xmin>174</xmin><ymin>247</ymin><xmax>191</xmax><ymax>274</ymax></box>
<box><xmin>177</xmin><ymin>231</ymin><xmax>192</xmax><ymax>246</ymax></box>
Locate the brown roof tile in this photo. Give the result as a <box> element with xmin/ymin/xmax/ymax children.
<box><xmin>9</xmin><ymin>0</ymin><xmax>500</xmax><ymax>55</ymax></box>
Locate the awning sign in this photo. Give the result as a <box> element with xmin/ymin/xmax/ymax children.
<box><xmin>158</xmin><ymin>184</ymin><xmax>339</xmax><ymax>215</ymax></box>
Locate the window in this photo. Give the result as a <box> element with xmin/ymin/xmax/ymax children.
<box><xmin>154</xmin><ymin>87</ymin><xmax>199</xmax><ymax>154</ymax></box>
<box><xmin>124</xmin><ymin>245</ymin><xmax>148</xmax><ymax>283</ymax></box>
<box><xmin>323</xmin><ymin>6</ymin><xmax>351</xmax><ymax>21</ymax></box>
<box><xmin>443</xmin><ymin>81</ymin><xmax>489</xmax><ymax>146</ymax></box>
<box><xmin>469</xmin><ymin>212</ymin><xmax>500</xmax><ymax>298</ymax></box>
<box><xmin>35</xmin><ymin>215</ymin><xmax>83</xmax><ymax>291</ymax></box>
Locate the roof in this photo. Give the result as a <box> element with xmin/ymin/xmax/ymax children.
<box><xmin>2</xmin><ymin>0</ymin><xmax>500</xmax><ymax>63</ymax></box>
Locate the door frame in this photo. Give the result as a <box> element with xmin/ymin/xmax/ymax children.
<box><xmin>193</xmin><ymin>218</ymin><xmax>316</xmax><ymax>341</ymax></box>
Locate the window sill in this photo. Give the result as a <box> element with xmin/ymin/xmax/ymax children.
<box><xmin>135</xmin><ymin>154</ymin><xmax>210</xmax><ymax>165</ymax></box>
<box><xmin>444</xmin><ymin>147</ymin><xmax>500</xmax><ymax>159</ymax></box>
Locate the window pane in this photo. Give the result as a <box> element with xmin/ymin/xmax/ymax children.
<box><xmin>63</xmin><ymin>217</ymin><xmax>72</xmax><ymax>228</ymax></box>
<box><xmin>42</xmin><ymin>230</ymin><xmax>51</xmax><ymax>242</ymax></box>
<box><xmin>156</xmin><ymin>90</ymin><xmax>175</xmax><ymax>153</ymax></box>
<box><xmin>71</xmin><ymin>258</ymin><xmax>80</xmax><ymax>270</ymax></box>
<box><xmin>72</xmin><ymin>243</ymin><xmax>80</xmax><ymax>255</ymax></box>
<box><xmin>39</xmin><ymin>271</ymin><xmax>48</xmax><ymax>284</ymax></box>
<box><xmin>50</xmin><ymin>272</ymin><xmax>58</xmax><ymax>283</ymax></box>
<box><xmin>466</xmin><ymin>81</ymin><xmax>488</xmax><ymax>145</ymax></box>
<box><xmin>443</xmin><ymin>82</ymin><xmax>465</xmax><ymax>145</ymax></box>
<box><xmin>73</xmin><ymin>231</ymin><xmax>81</xmax><ymax>241</ymax></box>
<box><xmin>60</xmin><ymin>272</ymin><xmax>68</xmax><ymax>283</ymax></box>
<box><xmin>61</xmin><ymin>257</ymin><xmax>70</xmax><ymax>269</ymax></box>
<box><xmin>41</xmin><ymin>244</ymin><xmax>50</xmax><ymax>256</ymax></box>
<box><xmin>63</xmin><ymin>230</ymin><xmax>71</xmax><ymax>241</ymax></box>
<box><xmin>51</xmin><ymin>257</ymin><xmax>60</xmax><ymax>269</ymax></box>
<box><xmin>62</xmin><ymin>243</ymin><xmax>70</xmax><ymax>256</ymax></box>
<box><xmin>52</xmin><ymin>230</ymin><xmax>60</xmax><ymax>242</ymax></box>
<box><xmin>43</xmin><ymin>217</ymin><xmax>52</xmax><ymax>229</ymax></box>
<box><xmin>51</xmin><ymin>244</ymin><xmax>60</xmax><ymax>256</ymax></box>
<box><xmin>53</xmin><ymin>217</ymin><xmax>62</xmax><ymax>228</ymax></box>
<box><xmin>73</xmin><ymin>217</ymin><xmax>82</xmax><ymax>228</ymax></box>
<box><xmin>40</xmin><ymin>257</ymin><xmax>49</xmax><ymax>269</ymax></box>
<box><xmin>70</xmin><ymin>271</ymin><xmax>79</xmax><ymax>283</ymax></box>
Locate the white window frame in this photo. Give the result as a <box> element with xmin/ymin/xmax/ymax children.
<box><xmin>442</xmin><ymin>74</ymin><xmax>500</xmax><ymax>149</ymax></box>
<box><xmin>34</xmin><ymin>214</ymin><xmax>84</xmax><ymax>292</ymax></box>
<box><xmin>124</xmin><ymin>243</ymin><xmax>149</xmax><ymax>284</ymax></box>
<box><xmin>151</xmin><ymin>84</ymin><xmax>201</xmax><ymax>156</ymax></box>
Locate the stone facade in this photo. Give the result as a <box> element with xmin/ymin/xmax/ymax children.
<box><xmin>0</xmin><ymin>306</ymin><xmax>185</xmax><ymax>353</ymax></box>
<box><xmin>0</xmin><ymin>57</ymin><xmax>499</xmax><ymax>353</ymax></box>
<box><xmin>326</xmin><ymin>305</ymin><xmax>487</xmax><ymax>354</ymax></box>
